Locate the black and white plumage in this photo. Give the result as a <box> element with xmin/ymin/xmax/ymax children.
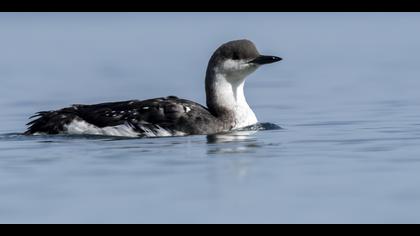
<box><xmin>26</xmin><ymin>97</ymin><xmax>227</xmax><ymax>137</ymax></box>
<box><xmin>25</xmin><ymin>39</ymin><xmax>281</xmax><ymax>137</ymax></box>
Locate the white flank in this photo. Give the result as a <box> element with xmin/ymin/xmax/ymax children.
<box><xmin>64</xmin><ymin>120</ymin><xmax>183</xmax><ymax>138</ymax></box>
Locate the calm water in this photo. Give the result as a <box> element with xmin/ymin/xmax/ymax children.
<box><xmin>1</xmin><ymin>13</ymin><xmax>420</xmax><ymax>223</ymax></box>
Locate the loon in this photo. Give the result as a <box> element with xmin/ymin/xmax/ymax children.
<box><xmin>25</xmin><ymin>39</ymin><xmax>282</xmax><ymax>137</ymax></box>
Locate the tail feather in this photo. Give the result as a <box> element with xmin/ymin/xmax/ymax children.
<box><xmin>25</xmin><ymin>108</ymin><xmax>79</xmax><ymax>135</ymax></box>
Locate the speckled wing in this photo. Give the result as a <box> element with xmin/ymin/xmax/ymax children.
<box><xmin>26</xmin><ymin>96</ymin><xmax>220</xmax><ymax>136</ymax></box>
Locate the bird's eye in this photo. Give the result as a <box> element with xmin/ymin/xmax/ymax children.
<box><xmin>232</xmin><ymin>53</ymin><xmax>239</xmax><ymax>60</ymax></box>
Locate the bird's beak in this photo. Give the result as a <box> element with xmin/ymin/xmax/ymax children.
<box><xmin>249</xmin><ymin>55</ymin><xmax>282</xmax><ymax>65</ymax></box>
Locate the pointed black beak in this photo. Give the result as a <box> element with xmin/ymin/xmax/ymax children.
<box><xmin>249</xmin><ymin>55</ymin><xmax>282</xmax><ymax>65</ymax></box>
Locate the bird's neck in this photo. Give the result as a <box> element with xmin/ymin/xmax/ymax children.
<box><xmin>206</xmin><ymin>71</ymin><xmax>258</xmax><ymax>130</ymax></box>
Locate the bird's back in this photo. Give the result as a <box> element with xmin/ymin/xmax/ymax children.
<box><xmin>26</xmin><ymin>96</ymin><xmax>223</xmax><ymax>137</ymax></box>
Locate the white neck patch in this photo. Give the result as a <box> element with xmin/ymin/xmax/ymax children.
<box><xmin>212</xmin><ymin>60</ymin><xmax>259</xmax><ymax>129</ymax></box>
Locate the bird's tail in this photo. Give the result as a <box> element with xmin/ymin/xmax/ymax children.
<box><xmin>25</xmin><ymin>108</ymin><xmax>79</xmax><ymax>135</ymax></box>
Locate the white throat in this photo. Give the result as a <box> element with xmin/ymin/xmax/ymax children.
<box><xmin>212</xmin><ymin>71</ymin><xmax>258</xmax><ymax>129</ymax></box>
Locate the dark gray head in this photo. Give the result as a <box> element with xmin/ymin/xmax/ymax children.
<box><xmin>206</xmin><ymin>39</ymin><xmax>282</xmax><ymax>80</ymax></box>
<box><xmin>205</xmin><ymin>40</ymin><xmax>282</xmax><ymax>119</ymax></box>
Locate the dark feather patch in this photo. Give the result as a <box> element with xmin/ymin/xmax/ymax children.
<box><xmin>25</xmin><ymin>97</ymin><xmax>223</xmax><ymax>136</ymax></box>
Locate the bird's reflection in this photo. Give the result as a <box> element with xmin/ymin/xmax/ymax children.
<box><xmin>206</xmin><ymin>130</ymin><xmax>261</xmax><ymax>155</ymax></box>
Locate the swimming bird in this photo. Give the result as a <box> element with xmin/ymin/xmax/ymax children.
<box><xmin>25</xmin><ymin>39</ymin><xmax>282</xmax><ymax>137</ymax></box>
